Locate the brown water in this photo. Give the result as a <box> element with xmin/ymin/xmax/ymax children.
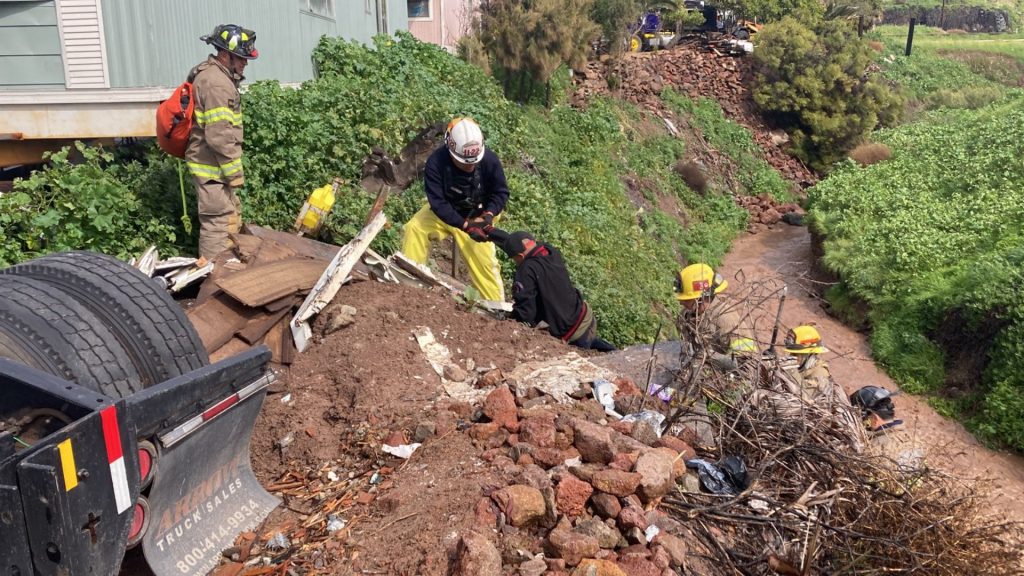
<box><xmin>719</xmin><ymin>225</ymin><xmax>1024</xmax><ymax>525</ymax></box>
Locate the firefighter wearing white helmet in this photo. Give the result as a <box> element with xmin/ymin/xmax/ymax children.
<box><xmin>401</xmin><ymin>117</ymin><xmax>510</xmax><ymax>302</ymax></box>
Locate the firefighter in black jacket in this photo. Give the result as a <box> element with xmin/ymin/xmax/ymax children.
<box><xmin>493</xmin><ymin>230</ymin><xmax>616</xmax><ymax>352</ymax></box>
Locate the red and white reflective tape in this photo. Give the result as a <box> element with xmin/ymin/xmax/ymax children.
<box><xmin>158</xmin><ymin>374</ymin><xmax>273</xmax><ymax>448</ymax></box>
<box><xmin>100</xmin><ymin>406</ymin><xmax>131</xmax><ymax>514</ymax></box>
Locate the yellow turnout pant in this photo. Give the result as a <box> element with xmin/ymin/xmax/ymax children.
<box><xmin>400</xmin><ymin>204</ymin><xmax>505</xmax><ymax>302</ymax></box>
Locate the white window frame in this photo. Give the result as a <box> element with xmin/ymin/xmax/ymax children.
<box><xmin>299</xmin><ymin>0</ymin><xmax>336</xmax><ymax>20</ymax></box>
<box><xmin>407</xmin><ymin>0</ymin><xmax>432</xmax><ymax>21</ymax></box>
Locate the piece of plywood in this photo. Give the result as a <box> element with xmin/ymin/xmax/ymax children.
<box><xmin>208</xmin><ymin>337</ymin><xmax>251</xmax><ymax>364</ymax></box>
<box><xmin>245</xmin><ymin>224</ymin><xmax>338</xmax><ymax>261</ymax></box>
<box><xmin>251</xmin><ymin>238</ymin><xmax>300</xmax><ymax>266</ymax></box>
<box><xmin>237</xmin><ymin>307</ymin><xmax>291</xmax><ymax>345</ymax></box>
<box><xmin>263</xmin><ymin>294</ymin><xmax>300</xmax><ymax>313</ymax></box>
<box><xmin>215</xmin><ymin>259</ymin><xmax>327</xmax><ymax>308</ymax></box>
<box><xmin>263</xmin><ymin>317</ymin><xmax>286</xmax><ymax>364</ymax></box>
<box><xmin>186</xmin><ymin>293</ymin><xmax>262</xmax><ymax>353</ymax></box>
<box><xmin>230</xmin><ymin>233</ymin><xmax>263</xmax><ymax>263</ymax></box>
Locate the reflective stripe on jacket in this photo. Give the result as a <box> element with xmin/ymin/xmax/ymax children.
<box><xmin>185</xmin><ymin>56</ymin><xmax>244</xmax><ymax>182</ymax></box>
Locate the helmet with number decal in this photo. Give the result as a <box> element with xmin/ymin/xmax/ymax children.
<box><xmin>202</xmin><ymin>24</ymin><xmax>259</xmax><ymax>60</ymax></box>
<box><xmin>445</xmin><ymin>117</ymin><xmax>485</xmax><ymax>165</ymax></box>
<box><xmin>674</xmin><ymin>263</ymin><xmax>727</xmax><ymax>301</ymax></box>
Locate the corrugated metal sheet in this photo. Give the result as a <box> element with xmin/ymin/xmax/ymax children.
<box><xmin>55</xmin><ymin>0</ymin><xmax>109</xmax><ymax>88</ymax></box>
<box><xmin>99</xmin><ymin>0</ymin><xmax>408</xmax><ymax>88</ymax></box>
<box><xmin>0</xmin><ymin>0</ymin><xmax>64</xmax><ymax>87</ymax></box>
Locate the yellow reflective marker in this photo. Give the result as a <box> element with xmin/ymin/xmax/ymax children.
<box><xmin>58</xmin><ymin>439</ymin><xmax>78</xmax><ymax>491</ymax></box>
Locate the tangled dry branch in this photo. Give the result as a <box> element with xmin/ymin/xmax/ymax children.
<box><xmin>659</xmin><ymin>279</ymin><xmax>1024</xmax><ymax>575</ymax></box>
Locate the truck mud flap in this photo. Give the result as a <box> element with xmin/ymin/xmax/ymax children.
<box><xmin>142</xmin><ymin>389</ymin><xmax>278</xmax><ymax>576</ymax></box>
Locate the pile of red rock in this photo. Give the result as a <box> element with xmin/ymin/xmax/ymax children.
<box><xmin>451</xmin><ymin>381</ymin><xmax>703</xmax><ymax>576</ymax></box>
<box><xmin>736</xmin><ymin>194</ymin><xmax>805</xmax><ymax>233</ymax></box>
<box><xmin>570</xmin><ymin>44</ymin><xmax>817</xmax><ymax>188</ymax></box>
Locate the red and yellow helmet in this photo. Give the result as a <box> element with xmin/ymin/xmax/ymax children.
<box><xmin>784</xmin><ymin>325</ymin><xmax>828</xmax><ymax>354</ymax></box>
<box><xmin>674</xmin><ymin>263</ymin><xmax>727</xmax><ymax>301</ymax></box>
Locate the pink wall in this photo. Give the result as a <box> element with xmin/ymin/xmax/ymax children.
<box><xmin>408</xmin><ymin>0</ymin><xmax>479</xmax><ymax>52</ymax></box>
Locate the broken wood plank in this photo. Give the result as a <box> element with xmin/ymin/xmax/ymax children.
<box><xmin>187</xmin><ymin>293</ymin><xmax>263</xmax><ymax>353</ymax></box>
<box><xmin>245</xmin><ymin>224</ymin><xmax>339</xmax><ymax>261</ymax></box>
<box><xmin>392</xmin><ymin>251</ymin><xmax>461</xmax><ymax>293</ymax></box>
<box><xmin>230</xmin><ymin>233</ymin><xmax>263</xmax><ymax>263</ymax></box>
<box><xmin>291</xmin><ymin>211</ymin><xmax>386</xmax><ymax>353</ymax></box>
<box><xmin>251</xmin><ymin>237</ymin><xmax>301</xmax><ymax>266</ymax></box>
<box><xmin>280</xmin><ymin>317</ymin><xmax>296</xmax><ymax>365</ymax></box>
<box><xmin>216</xmin><ymin>259</ymin><xmax>328</xmax><ymax>307</ymax></box>
<box><xmin>209</xmin><ymin>337</ymin><xmax>251</xmax><ymax>364</ymax></box>
<box><xmin>263</xmin><ymin>317</ymin><xmax>286</xmax><ymax>364</ymax></box>
<box><xmin>195</xmin><ymin>253</ymin><xmax>247</xmax><ymax>305</ymax></box>
<box><xmin>237</xmin><ymin>307</ymin><xmax>291</xmax><ymax>345</ymax></box>
<box><xmin>365</xmin><ymin>186</ymin><xmax>390</xmax><ymax>226</ymax></box>
<box><xmin>263</xmin><ymin>294</ymin><xmax>300</xmax><ymax>313</ymax></box>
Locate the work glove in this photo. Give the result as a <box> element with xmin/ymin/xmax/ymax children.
<box><xmin>480</xmin><ymin>211</ymin><xmax>495</xmax><ymax>227</ymax></box>
<box><xmin>464</xmin><ymin>220</ymin><xmax>489</xmax><ymax>242</ymax></box>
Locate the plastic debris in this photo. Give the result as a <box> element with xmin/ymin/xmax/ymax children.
<box><xmin>382</xmin><ymin>443</ymin><xmax>421</xmax><ymax>459</ymax></box>
<box><xmin>686</xmin><ymin>458</ymin><xmax>736</xmax><ymax>495</ymax></box>
<box><xmin>276</xmin><ymin>433</ymin><xmax>294</xmax><ymax>450</ymax></box>
<box><xmin>686</xmin><ymin>455</ymin><xmax>750</xmax><ymax>495</ymax></box>
<box><xmin>280</xmin><ymin>393</ymin><xmax>293</xmax><ymax>404</ymax></box>
<box><xmin>644</xmin><ymin>525</ymin><xmax>660</xmax><ymax>543</ymax></box>
<box><xmin>266</xmin><ymin>532</ymin><xmax>290</xmax><ymax>550</ymax></box>
<box><xmin>647</xmin><ymin>381</ymin><xmax>676</xmax><ymax>403</ymax></box>
<box><xmin>622</xmin><ymin>410</ymin><xmax>666</xmax><ymax>437</ymax></box>
<box><xmin>591</xmin><ymin>379</ymin><xmax>622</xmax><ymax>418</ymax></box>
<box><xmin>326</xmin><ymin>515</ymin><xmax>347</xmax><ymax>533</ymax></box>
<box><xmin>369</xmin><ymin>471</ymin><xmax>382</xmax><ymax>485</ymax></box>
<box><xmin>326</xmin><ymin>470</ymin><xmax>339</xmax><ymax>482</ymax></box>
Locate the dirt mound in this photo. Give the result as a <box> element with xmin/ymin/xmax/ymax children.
<box><xmin>571</xmin><ymin>45</ymin><xmax>817</xmax><ymax>188</ymax></box>
<box><xmin>243</xmin><ymin>280</ymin><xmax>578</xmax><ymax>573</ymax></box>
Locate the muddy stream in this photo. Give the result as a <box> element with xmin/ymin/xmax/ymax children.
<box><xmin>718</xmin><ymin>225</ymin><xmax>1024</xmax><ymax>525</ymax></box>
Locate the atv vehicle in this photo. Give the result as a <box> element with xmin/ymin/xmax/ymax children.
<box><xmin>627</xmin><ymin>11</ymin><xmax>677</xmax><ymax>52</ymax></box>
<box><xmin>0</xmin><ymin>252</ymin><xmax>277</xmax><ymax>576</ymax></box>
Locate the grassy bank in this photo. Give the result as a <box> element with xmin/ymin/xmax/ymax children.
<box><xmin>809</xmin><ymin>93</ymin><xmax>1024</xmax><ymax>449</ymax></box>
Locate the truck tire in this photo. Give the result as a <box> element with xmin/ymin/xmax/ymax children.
<box><xmin>3</xmin><ymin>251</ymin><xmax>209</xmax><ymax>386</ymax></box>
<box><xmin>0</xmin><ymin>275</ymin><xmax>143</xmax><ymax>397</ymax></box>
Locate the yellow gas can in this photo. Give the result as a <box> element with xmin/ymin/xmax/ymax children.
<box><xmin>295</xmin><ymin>180</ymin><xmax>338</xmax><ymax>236</ymax></box>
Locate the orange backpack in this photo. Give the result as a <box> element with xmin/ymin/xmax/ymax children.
<box><xmin>156</xmin><ymin>81</ymin><xmax>194</xmax><ymax>158</ymax></box>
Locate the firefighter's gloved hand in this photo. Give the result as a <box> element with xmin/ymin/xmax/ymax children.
<box><xmin>464</xmin><ymin>221</ymin><xmax>489</xmax><ymax>242</ymax></box>
<box><xmin>480</xmin><ymin>211</ymin><xmax>495</xmax><ymax>227</ymax></box>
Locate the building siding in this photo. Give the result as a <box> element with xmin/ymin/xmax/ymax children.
<box><xmin>99</xmin><ymin>0</ymin><xmax>408</xmax><ymax>88</ymax></box>
<box><xmin>407</xmin><ymin>0</ymin><xmax>477</xmax><ymax>52</ymax></box>
<box><xmin>0</xmin><ymin>0</ymin><xmax>65</xmax><ymax>88</ymax></box>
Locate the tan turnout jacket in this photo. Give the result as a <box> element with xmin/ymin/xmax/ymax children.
<box><xmin>186</xmin><ymin>56</ymin><xmax>244</xmax><ymax>183</ymax></box>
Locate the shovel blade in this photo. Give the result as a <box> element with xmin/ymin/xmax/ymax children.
<box><xmin>142</xmin><ymin>390</ymin><xmax>278</xmax><ymax>576</ymax></box>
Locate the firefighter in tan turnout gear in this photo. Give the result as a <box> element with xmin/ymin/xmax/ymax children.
<box><xmin>186</xmin><ymin>24</ymin><xmax>258</xmax><ymax>259</ymax></box>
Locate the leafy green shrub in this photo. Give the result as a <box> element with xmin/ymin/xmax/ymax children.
<box><xmin>751</xmin><ymin>17</ymin><xmax>904</xmax><ymax>170</ymax></box>
<box><xmin>0</xmin><ymin>143</ymin><xmax>178</xmax><ymax>266</ymax></box>
<box><xmin>809</xmin><ymin>93</ymin><xmax>1024</xmax><ymax>449</ymax></box>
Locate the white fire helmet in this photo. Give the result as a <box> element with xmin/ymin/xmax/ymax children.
<box><xmin>445</xmin><ymin>117</ymin><xmax>486</xmax><ymax>165</ymax></box>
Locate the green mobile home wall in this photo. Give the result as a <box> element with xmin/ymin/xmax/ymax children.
<box><xmin>0</xmin><ymin>1</ymin><xmax>65</xmax><ymax>87</ymax></box>
<box><xmin>99</xmin><ymin>0</ymin><xmax>408</xmax><ymax>88</ymax></box>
